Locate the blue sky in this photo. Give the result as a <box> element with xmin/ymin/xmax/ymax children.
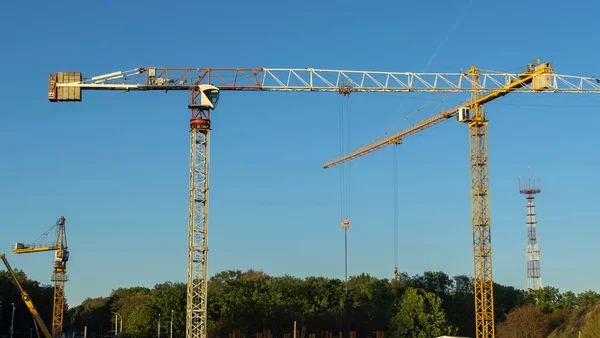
<box><xmin>1</xmin><ymin>0</ymin><xmax>600</xmax><ymax>307</ymax></box>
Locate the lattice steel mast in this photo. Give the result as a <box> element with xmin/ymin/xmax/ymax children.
<box><xmin>51</xmin><ymin>217</ymin><xmax>68</xmax><ymax>338</ymax></box>
<box><xmin>186</xmin><ymin>86</ymin><xmax>219</xmax><ymax>338</ymax></box>
<box><xmin>519</xmin><ymin>172</ymin><xmax>542</xmax><ymax>290</ymax></box>
<box><xmin>466</xmin><ymin>67</ymin><xmax>495</xmax><ymax>338</ymax></box>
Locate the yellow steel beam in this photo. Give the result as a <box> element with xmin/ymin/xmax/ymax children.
<box><xmin>13</xmin><ymin>247</ymin><xmax>59</xmax><ymax>254</ymax></box>
<box><xmin>0</xmin><ymin>254</ymin><xmax>52</xmax><ymax>338</ymax></box>
<box><xmin>322</xmin><ymin>63</ymin><xmax>554</xmax><ymax>169</ymax></box>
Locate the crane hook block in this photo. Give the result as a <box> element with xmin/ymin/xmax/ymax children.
<box><xmin>341</xmin><ymin>219</ymin><xmax>350</xmax><ymax>229</ymax></box>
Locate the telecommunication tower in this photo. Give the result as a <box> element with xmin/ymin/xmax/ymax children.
<box><xmin>519</xmin><ymin>172</ymin><xmax>542</xmax><ymax>290</ymax></box>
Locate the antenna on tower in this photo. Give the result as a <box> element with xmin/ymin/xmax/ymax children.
<box><xmin>519</xmin><ymin>169</ymin><xmax>542</xmax><ymax>291</ymax></box>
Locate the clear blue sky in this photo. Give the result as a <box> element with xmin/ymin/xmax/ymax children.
<box><xmin>1</xmin><ymin>0</ymin><xmax>600</xmax><ymax>307</ymax></box>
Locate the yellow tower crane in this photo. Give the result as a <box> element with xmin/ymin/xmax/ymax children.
<box><xmin>47</xmin><ymin>60</ymin><xmax>600</xmax><ymax>338</ymax></box>
<box><xmin>13</xmin><ymin>216</ymin><xmax>69</xmax><ymax>338</ymax></box>
<box><xmin>321</xmin><ymin>60</ymin><xmax>600</xmax><ymax>338</ymax></box>
<box><xmin>1</xmin><ymin>253</ymin><xmax>52</xmax><ymax>338</ymax></box>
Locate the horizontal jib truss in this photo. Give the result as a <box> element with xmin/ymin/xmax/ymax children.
<box><xmin>54</xmin><ymin>68</ymin><xmax>600</xmax><ymax>93</ymax></box>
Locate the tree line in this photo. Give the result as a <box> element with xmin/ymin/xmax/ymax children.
<box><xmin>1</xmin><ymin>268</ymin><xmax>599</xmax><ymax>338</ymax></box>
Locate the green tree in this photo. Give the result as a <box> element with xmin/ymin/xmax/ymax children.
<box><xmin>0</xmin><ymin>269</ymin><xmax>54</xmax><ymax>338</ymax></box>
<box><xmin>55</xmin><ymin>269</ymin><xmax>600</xmax><ymax>338</ymax></box>
<box><xmin>345</xmin><ymin>273</ymin><xmax>393</xmax><ymax>336</ymax></box>
<box><xmin>445</xmin><ymin>275</ymin><xmax>475</xmax><ymax>337</ymax></box>
<box><xmin>577</xmin><ymin>290</ymin><xmax>600</xmax><ymax>307</ymax></box>
<box><xmin>150</xmin><ymin>282</ymin><xmax>186</xmax><ymax>338</ymax></box>
<box><xmin>106</xmin><ymin>287</ymin><xmax>153</xmax><ymax>338</ymax></box>
<box><xmin>410</xmin><ymin>271</ymin><xmax>453</xmax><ymax>297</ymax></box>
<box><xmin>525</xmin><ymin>286</ymin><xmax>563</xmax><ymax>313</ymax></box>
<box><xmin>300</xmin><ymin>276</ymin><xmax>344</xmax><ymax>333</ymax></box>
<box><xmin>389</xmin><ymin>287</ymin><xmax>456</xmax><ymax>338</ymax></box>
<box><xmin>493</xmin><ymin>283</ymin><xmax>526</xmax><ymax>323</ymax></box>
<box><xmin>126</xmin><ymin>302</ymin><xmax>156</xmax><ymax>338</ymax></box>
<box><xmin>560</xmin><ymin>291</ymin><xmax>578</xmax><ymax>310</ymax></box>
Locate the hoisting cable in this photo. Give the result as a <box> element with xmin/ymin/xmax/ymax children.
<box><xmin>31</xmin><ymin>223</ymin><xmax>57</xmax><ymax>247</ymax></box>
<box><xmin>393</xmin><ymin>143</ymin><xmax>399</xmax><ymax>279</ymax></box>
<box><xmin>387</xmin><ymin>93</ymin><xmax>451</xmax><ymax>279</ymax></box>
<box><xmin>424</xmin><ymin>93</ymin><xmax>452</xmax><ymax>120</ymax></box>
<box><xmin>338</xmin><ymin>84</ymin><xmax>352</xmax><ymax>290</ymax></box>
<box><xmin>370</xmin><ymin>92</ymin><xmax>445</xmax><ymax>144</ymax></box>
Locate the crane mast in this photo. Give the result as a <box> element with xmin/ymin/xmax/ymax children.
<box><xmin>13</xmin><ymin>217</ymin><xmax>69</xmax><ymax>338</ymax></box>
<box><xmin>467</xmin><ymin>67</ymin><xmax>495</xmax><ymax>338</ymax></box>
<box><xmin>51</xmin><ymin>217</ymin><xmax>68</xmax><ymax>338</ymax></box>
<box><xmin>186</xmin><ymin>86</ymin><xmax>217</xmax><ymax>338</ymax></box>
<box><xmin>1</xmin><ymin>254</ymin><xmax>53</xmax><ymax>338</ymax></box>
<box><xmin>48</xmin><ymin>61</ymin><xmax>600</xmax><ymax>338</ymax></box>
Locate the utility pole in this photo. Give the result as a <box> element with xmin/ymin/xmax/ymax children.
<box><xmin>10</xmin><ymin>303</ymin><xmax>16</xmax><ymax>338</ymax></box>
<box><xmin>114</xmin><ymin>313</ymin><xmax>122</xmax><ymax>337</ymax></box>
<box><xmin>170</xmin><ymin>310</ymin><xmax>173</xmax><ymax>338</ymax></box>
<box><xmin>158</xmin><ymin>314</ymin><xmax>161</xmax><ymax>338</ymax></box>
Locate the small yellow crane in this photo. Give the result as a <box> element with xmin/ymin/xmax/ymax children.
<box><xmin>13</xmin><ymin>216</ymin><xmax>69</xmax><ymax>338</ymax></box>
<box><xmin>1</xmin><ymin>253</ymin><xmax>52</xmax><ymax>338</ymax></box>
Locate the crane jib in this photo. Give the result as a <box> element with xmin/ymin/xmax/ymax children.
<box><xmin>322</xmin><ymin>65</ymin><xmax>556</xmax><ymax>169</ymax></box>
<box><xmin>48</xmin><ymin>64</ymin><xmax>600</xmax><ymax>102</ymax></box>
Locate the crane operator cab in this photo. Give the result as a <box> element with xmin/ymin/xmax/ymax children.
<box><xmin>456</xmin><ymin>106</ymin><xmax>472</xmax><ymax>123</ymax></box>
<box><xmin>55</xmin><ymin>249</ymin><xmax>69</xmax><ymax>265</ymax></box>
<box><xmin>193</xmin><ymin>84</ymin><xmax>220</xmax><ymax>110</ymax></box>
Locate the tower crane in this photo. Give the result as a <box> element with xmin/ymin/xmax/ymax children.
<box><xmin>322</xmin><ymin>60</ymin><xmax>600</xmax><ymax>338</ymax></box>
<box><xmin>1</xmin><ymin>253</ymin><xmax>52</xmax><ymax>338</ymax></box>
<box><xmin>12</xmin><ymin>216</ymin><xmax>69</xmax><ymax>338</ymax></box>
<box><xmin>47</xmin><ymin>61</ymin><xmax>600</xmax><ymax>338</ymax></box>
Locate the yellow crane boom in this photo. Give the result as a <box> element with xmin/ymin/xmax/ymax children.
<box><xmin>1</xmin><ymin>254</ymin><xmax>52</xmax><ymax>338</ymax></box>
<box><xmin>13</xmin><ymin>216</ymin><xmax>69</xmax><ymax>338</ymax></box>
<box><xmin>323</xmin><ymin>62</ymin><xmax>554</xmax><ymax>168</ymax></box>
